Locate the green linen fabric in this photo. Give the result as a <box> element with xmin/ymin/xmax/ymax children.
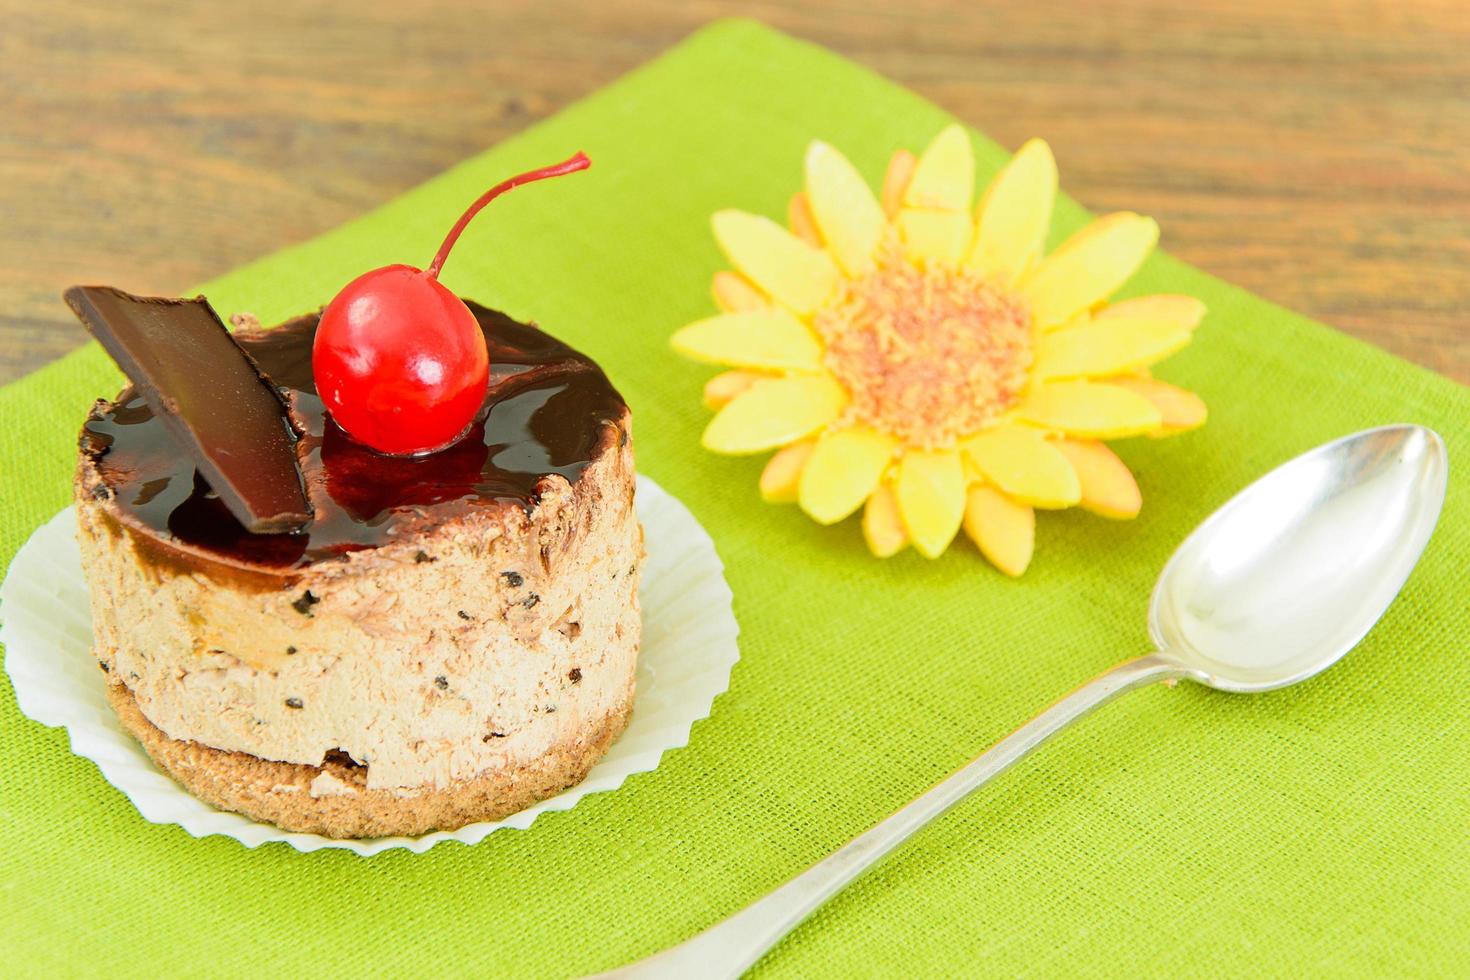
<box><xmin>1</xmin><ymin>19</ymin><xmax>1466</xmax><ymax>978</ymax></box>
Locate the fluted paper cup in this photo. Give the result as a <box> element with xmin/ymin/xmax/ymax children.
<box><xmin>1</xmin><ymin>475</ymin><xmax>738</xmax><ymax>855</ymax></box>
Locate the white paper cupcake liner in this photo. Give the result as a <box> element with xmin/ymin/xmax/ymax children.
<box><xmin>1</xmin><ymin>475</ymin><xmax>738</xmax><ymax>855</ymax></box>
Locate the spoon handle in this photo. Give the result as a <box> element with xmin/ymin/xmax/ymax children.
<box><xmin>595</xmin><ymin>654</ymin><xmax>1185</xmax><ymax>980</ymax></box>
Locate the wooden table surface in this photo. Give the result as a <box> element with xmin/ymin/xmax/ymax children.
<box><xmin>3</xmin><ymin>0</ymin><xmax>1467</xmax><ymax>385</ymax></box>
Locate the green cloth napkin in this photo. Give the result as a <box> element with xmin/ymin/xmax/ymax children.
<box><xmin>2</xmin><ymin>19</ymin><xmax>1467</xmax><ymax>977</ymax></box>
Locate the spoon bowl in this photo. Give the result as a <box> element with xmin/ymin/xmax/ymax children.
<box><xmin>1151</xmin><ymin>425</ymin><xmax>1448</xmax><ymax>692</ymax></box>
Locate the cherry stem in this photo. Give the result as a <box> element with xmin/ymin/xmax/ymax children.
<box><xmin>425</xmin><ymin>151</ymin><xmax>592</xmax><ymax>280</ymax></box>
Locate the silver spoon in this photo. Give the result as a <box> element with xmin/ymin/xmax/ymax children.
<box><xmin>599</xmin><ymin>424</ymin><xmax>1448</xmax><ymax>979</ymax></box>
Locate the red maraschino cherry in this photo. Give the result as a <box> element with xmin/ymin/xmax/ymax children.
<box><xmin>313</xmin><ymin>151</ymin><xmax>591</xmax><ymax>456</ymax></box>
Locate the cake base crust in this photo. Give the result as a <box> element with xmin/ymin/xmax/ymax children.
<box><xmin>106</xmin><ymin>680</ymin><xmax>633</xmax><ymax>839</ymax></box>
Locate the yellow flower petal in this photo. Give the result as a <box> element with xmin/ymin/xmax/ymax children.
<box><xmin>863</xmin><ymin>481</ymin><xmax>908</xmax><ymax>557</ymax></box>
<box><xmin>671</xmin><ymin>310</ymin><xmax>824</xmax><ymax>372</ymax></box>
<box><xmin>805</xmin><ymin>141</ymin><xmax>885</xmax><ymax>276</ymax></box>
<box><xmin>1096</xmin><ymin>294</ymin><xmax>1206</xmax><ymax>332</ymax></box>
<box><xmin>1053</xmin><ymin>440</ymin><xmax>1141</xmax><ymax>519</ymax></box>
<box><xmin>760</xmin><ymin>440</ymin><xmax>815</xmax><ymax>503</ymax></box>
<box><xmin>967</xmin><ymin>138</ymin><xmax>1057</xmax><ymax>286</ymax></box>
<box><xmin>895</xmin><ymin>449</ymin><xmax>966</xmax><ymax>558</ymax></box>
<box><xmin>798</xmin><ymin>426</ymin><xmax>897</xmax><ymax>525</ymax></box>
<box><xmin>881</xmin><ymin>149</ymin><xmax>916</xmax><ymax>218</ymax></box>
<box><xmin>702</xmin><ymin>374</ymin><xmax>848</xmax><ymax>454</ymax></box>
<box><xmin>1035</xmin><ymin>317</ymin><xmax>1191</xmax><ymax>380</ymax></box>
<box><xmin>903</xmin><ymin>124</ymin><xmax>974</xmax><ymax>212</ymax></box>
<box><xmin>1042</xmin><ymin>310</ymin><xmax>1092</xmax><ymax>336</ymax></box>
<box><xmin>1110</xmin><ymin>377</ymin><xmax>1207</xmax><ymax>433</ymax></box>
<box><xmin>712</xmin><ymin>210</ymin><xmax>838</xmax><ymax>315</ymax></box>
<box><xmin>702</xmin><ymin>370</ymin><xmax>762</xmax><ymax>410</ymax></box>
<box><xmin>1018</xmin><ymin>381</ymin><xmax>1163</xmax><ymax>438</ymax></box>
<box><xmin>711</xmin><ymin>271</ymin><xmax>768</xmax><ymax>313</ymax></box>
<box><xmin>963</xmin><ymin>485</ymin><xmax>1035</xmax><ymax>577</ymax></box>
<box><xmin>961</xmin><ymin>425</ymin><xmax>1081</xmax><ymax>509</ymax></box>
<box><xmin>787</xmin><ymin>191</ymin><xmax>823</xmax><ymax>247</ymax></box>
<box><xmin>1020</xmin><ymin>212</ymin><xmax>1160</xmax><ymax>327</ymax></box>
<box><xmin>897</xmin><ymin>209</ymin><xmax>973</xmax><ymax>266</ymax></box>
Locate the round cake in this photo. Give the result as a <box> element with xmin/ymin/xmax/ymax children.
<box><xmin>74</xmin><ymin>301</ymin><xmax>641</xmax><ymax>838</ymax></box>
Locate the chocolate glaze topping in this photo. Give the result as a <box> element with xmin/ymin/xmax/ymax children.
<box><xmin>80</xmin><ymin>302</ymin><xmax>627</xmax><ymax>570</ymax></box>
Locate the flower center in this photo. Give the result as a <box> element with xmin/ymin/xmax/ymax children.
<box><xmin>813</xmin><ymin>252</ymin><xmax>1033</xmax><ymax>450</ymax></box>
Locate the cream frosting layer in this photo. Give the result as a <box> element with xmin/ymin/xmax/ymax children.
<box><xmin>76</xmin><ymin>427</ymin><xmax>641</xmax><ymax>791</ymax></box>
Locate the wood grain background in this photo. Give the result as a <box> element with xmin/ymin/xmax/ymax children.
<box><xmin>3</xmin><ymin>0</ymin><xmax>1466</xmax><ymax>384</ymax></box>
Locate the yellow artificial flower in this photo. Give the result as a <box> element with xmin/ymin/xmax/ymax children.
<box><xmin>673</xmin><ymin>126</ymin><xmax>1207</xmax><ymax>575</ymax></box>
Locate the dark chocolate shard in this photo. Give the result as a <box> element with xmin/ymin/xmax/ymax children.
<box><xmin>64</xmin><ymin>285</ymin><xmax>312</xmax><ymax>534</ymax></box>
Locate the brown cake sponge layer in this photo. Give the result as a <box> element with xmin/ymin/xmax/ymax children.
<box><xmin>106</xmin><ymin>680</ymin><xmax>634</xmax><ymax>839</ymax></box>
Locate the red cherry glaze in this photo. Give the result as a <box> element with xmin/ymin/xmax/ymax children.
<box><xmin>313</xmin><ymin>151</ymin><xmax>591</xmax><ymax>456</ymax></box>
